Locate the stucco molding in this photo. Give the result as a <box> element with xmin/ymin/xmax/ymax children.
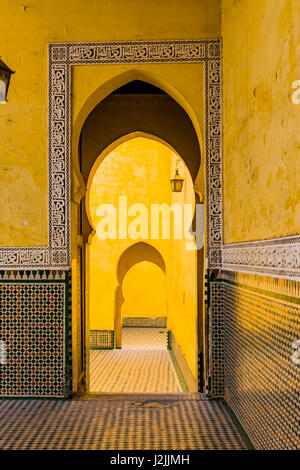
<box><xmin>0</xmin><ymin>39</ymin><xmax>223</xmax><ymax>270</ymax></box>
<box><xmin>222</xmin><ymin>235</ymin><xmax>300</xmax><ymax>279</ymax></box>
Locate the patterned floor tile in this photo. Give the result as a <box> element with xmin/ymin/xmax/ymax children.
<box><xmin>90</xmin><ymin>350</ymin><xmax>181</xmax><ymax>393</ymax></box>
<box><xmin>0</xmin><ymin>397</ymin><xmax>249</xmax><ymax>450</ymax></box>
<box><xmin>90</xmin><ymin>328</ymin><xmax>180</xmax><ymax>393</ymax></box>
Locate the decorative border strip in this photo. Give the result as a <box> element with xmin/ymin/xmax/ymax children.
<box><xmin>0</xmin><ymin>39</ymin><xmax>222</xmax><ymax>270</ymax></box>
<box><xmin>122</xmin><ymin>316</ymin><xmax>167</xmax><ymax>328</ymax></box>
<box><xmin>0</xmin><ymin>270</ymin><xmax>66</xmax><ymax>280</ymax></box>
<box><xmin>0</xmin><ymin>247</ymin><xmax>50</xmax><ymax>269</ymax></box>
<box><xmin>222</xmin><ymin>235</ymin><xmax>300</xmax><ymax>279</ymax></box>
<box><xmin>168</xmin><ymin>330</ymin><xmax>171</xmax><ymax>350</ymax></box>
<box><xmin>222</xmin><ymin>269</ymin><xmax>300</xmax><ymax>301</ymax></box>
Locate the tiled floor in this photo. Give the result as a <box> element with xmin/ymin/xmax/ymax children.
<box><xmin>90</xmin><ymin>350</ymin><xmax>181</xmax><ymax>393</ymax></box>
<box><xmin>0</xmin><ymin>327</ymin><xmax>250</xmax><ymax>450</ymax></box>
<box><xmin>0</xmin><ymin>396</ymin><xmax>250</xmax><ymax>450</ymax></box>
<box><xmin>90</xmin><ymin>328</ymin><xmax>181</xmax><ymax>393</ymax></box>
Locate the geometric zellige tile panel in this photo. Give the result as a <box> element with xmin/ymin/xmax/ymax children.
<box><xmin>210</xmin><ymin>282</ymin><xmax>224</xmax><ymax>398</ymax></box>
<box><xmin>90</xmin><ymin>330</ymin><xmax>114</xmax><ymax>349</ymax></box>
<box><xmin>0</xmin><ymin>283</ymin><xmax>66</xmax><ymax>397</ymax></box>
<box><xmin>224</xmin><ymin>283</ymin><xmax>300</xmax><ymax>450</ymax></box>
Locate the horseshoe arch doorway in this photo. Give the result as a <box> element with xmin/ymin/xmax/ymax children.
<box><xmin>71</xmin><ymin>77</ymin><xmax>205</xmax><ymax>394</ymax></box>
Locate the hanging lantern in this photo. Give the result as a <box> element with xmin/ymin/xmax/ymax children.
<box><xmin>0</xmin><ymin>58</ymin><xmax>15</xmax><ymax>104</ymax></box>
<box><xmin>170</xmin><ymin>160</ymin><xmax>184</xmax><ymax>192</ymax></box>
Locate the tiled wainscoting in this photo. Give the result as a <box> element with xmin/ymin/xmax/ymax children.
<box><xmin>90</xmin><ymin>330</ymin><xmax>114</xmax><ymax>349</ymax></box>
<box><xmin>89</xmin><ymin>320</ymin><xmax>168</xmax><ymax>349</ymax></box>
<box><xmin>216</xmin><ymin>271</ymin><xmax>300</xmax><ymax>450</ymax></box>
<box><xmin>1</xmin><ymin>269</ymin><xmax>299</xmax><ymax>449</ymax></box>
<box><xmin>209</xmin><ymin>281</ymin><xmax>224</xmax><ymax>398</ymax></box>
<box><xmin>0</xmin><ymin>270</ymin><xmax>70</xmax><ymax>397</ymax></box>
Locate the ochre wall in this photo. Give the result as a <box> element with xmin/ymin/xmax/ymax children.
<box><xmin>222</xmin><ymin>0</ymin><xmax>300</xmax><ymax>243</ymax></box>
<box><xmin>88</xmin><ymin>138</ymin><xmax>172</xmax><ymax>330</ymax></box>
<box><xmin>221</xmin><ymin>0</ymin><xmax>300</xmax><ymax>449</ymax></box>
<box><xmin>168</xmin><ymin>157</ymin><xmax>198</xmax><ymax>377</ymax></box>
<box><xmin>0</xmin><ymin>0</ymin><xmax>220</xmax><ymax>247</ymax></box>
<box><xmin>121</xmin><ymin>262</ymin><xmax>167</xmax><ymax>319</ymax></box>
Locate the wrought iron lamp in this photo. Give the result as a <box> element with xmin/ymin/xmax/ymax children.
<box><xmin>0</xmin><ymin>58</ymin><xmax>14</xmax><ymax>104</ymax></box>
<box><xmin>170</xmin><ymin>159</ymin><xmax>184</xmax><ymax>192</ymax></box>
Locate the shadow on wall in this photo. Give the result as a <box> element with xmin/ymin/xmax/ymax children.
<box><xmin>115</xmin><ymin>242</ymin><xmax>166</xmax><ymax>347</ymax></box>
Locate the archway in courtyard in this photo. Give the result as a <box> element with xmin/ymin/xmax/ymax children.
<box><xmin>87</xmin><ymin>136</ymin><xmax>198</xmax><ymax>392</ymax></box>
<box><xmin>115</xmin><ymin>242</ymin><xmax>167</xmax><ymax>349</ymax></box>
<box><xmin>72</xmin><ymin>77</ymin><xmax>205</xmax><ymax>394</ymax></box>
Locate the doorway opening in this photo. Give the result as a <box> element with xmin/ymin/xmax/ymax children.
<box><xmin>87</xmin><ymin>137</ymin><xmax>197</xmax><ymax>393</ymax></box>
<box><xmin>90</xmin><ymin>240</ymin><xmax>178</xmax><ymax>393</ymax></box>
<box><xmin>72</xmin><ymin>78</ymin><xmax>205</xmax><ymax>395</ymax></box>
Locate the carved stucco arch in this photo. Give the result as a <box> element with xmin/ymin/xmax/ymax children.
<box><xmin>2</xmin><ymin>40</ymin><xmax>295</xmax><ymax>277</ymax></box>
<box><xmin>0</xmin><ymin>40</ymin><xmax>228</xmax><ymax>275</ymax></box>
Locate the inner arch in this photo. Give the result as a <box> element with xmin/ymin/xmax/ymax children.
<box><xmin>78</xmin><ymin>78</ymin><xmax>201</xmax><ymax>186</ymax></box>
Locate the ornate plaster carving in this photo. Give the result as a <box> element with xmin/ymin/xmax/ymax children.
<box><xmin>0</xmin><ymin>40</ymin><xmax>223</xmax><ymax>270</ymax></box>
<box><xmin>222</xmin><ymin>235</ymin><xmax>300</xmax><ymax>279</ymax></box>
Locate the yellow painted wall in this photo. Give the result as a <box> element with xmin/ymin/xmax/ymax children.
<box><xmin>168</xmin><ymin>160</ymin><xmax>198</xmax><ymax>376</ymax></box>
<box><xmin>88</xmin><ymin>138</ymin><xmax>172</xmax><ymax>329</ymax></box>
<box><xmin>88</xmin><ymin>137</ymin><xmax>197</xmax><ymax>377</ymax></box>
<box><xmin>0</xmin><ymin>0</ymin><xmax>220</xmax><ymax>247</ymax></box>
<box><xmin>121</xmin><ymin>262</ymin><xmax>167</xmax><ymax>318</ymax></box>
<box><xmin>222</xmin><ymin>0</ymin><xmax>300</xmax><ymax>243</ymax></box>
